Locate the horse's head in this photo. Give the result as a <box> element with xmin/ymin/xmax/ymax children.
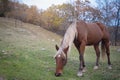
<box><xmin>54</xmin><ymin>45</ymin><xmax>69</xmax><ymax>77</ymax></box>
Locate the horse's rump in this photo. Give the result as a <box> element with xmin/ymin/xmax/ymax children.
<box><xmin>96</xmin><ymin>22</ymin><xmax>110</xmax><ymax>40</ymax></box>
<box><xmin>76</xmin><ymin>21</ymin><xmax>105</xmax><ymax>45</ymax></box>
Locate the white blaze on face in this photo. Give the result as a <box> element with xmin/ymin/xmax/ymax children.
<box><xmin>58</xmin><ymin>55</ymin><xmax>61</xmax><ymax>58</ymax></box>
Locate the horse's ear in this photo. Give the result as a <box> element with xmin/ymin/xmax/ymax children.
<box><xmin>55</xmin><ymin>45</ymin><xmax>59</xmax><ymax>51</ymax></box>
<box><xmin>63</xmin><ymin>46</ymin><xmax>69</xmax><ymax>54</ymax></box>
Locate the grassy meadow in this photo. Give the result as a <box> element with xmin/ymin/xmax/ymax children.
<box><xmin>0</xmin><ymin>17</ymin><xmax>120</xmax><ymax>80</ymax></box>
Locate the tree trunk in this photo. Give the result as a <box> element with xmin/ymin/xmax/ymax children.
<box><xmin>115</xmin><ymin>7</ymin><xmax>120</xmax><ymax>46</ymax></box>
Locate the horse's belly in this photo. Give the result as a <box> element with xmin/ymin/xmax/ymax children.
<box><xmin>86</xmin><ymin>40</ymin><xmax>101</xmax><ymax>45</ymax></box>
<box><xmin>86</xmin><ymin>38</ymin><xmax>102</xmax><ymax>45</ymax></box>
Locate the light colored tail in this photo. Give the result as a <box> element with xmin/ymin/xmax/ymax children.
<box><xmin>101</xmin><ymin>41</ymin><xmax>106</xmax><ymax>59</ymax></box>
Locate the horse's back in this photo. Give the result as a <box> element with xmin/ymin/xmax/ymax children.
<box><xmin>76</xmin><ymin>21</ymin><xmax>109</xmax><ymax>45</ymax></box>
<box><xmin>86</xmin><ymin>23</ymin><xmax>103</xmax><ymax>45</ymax></box>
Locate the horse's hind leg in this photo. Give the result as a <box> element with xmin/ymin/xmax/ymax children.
<box><xmin>93</xmin><ymin>44</ymin><xmax>100</xmax><ymax>70</ymax></box>
<box><xmin>105</xmin><ymin>41</ymin><xmax>112</xmax><ymax>69</ymax></box>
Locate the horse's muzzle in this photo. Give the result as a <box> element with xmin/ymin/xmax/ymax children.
<box><xmin>55</xmin><ymin>73</ymin><xmax>62</xmax><ymax>77</ymax></box>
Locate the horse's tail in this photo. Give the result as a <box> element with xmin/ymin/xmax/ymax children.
<box><xmin>96</xmin><ymin>22</ymin><xmax>107</xmax><ymax>60</ymax></box>
<box><xmin>101</xmin><ymin>40</ymin><xmax>106</xmax><ymax>60</ymax></box>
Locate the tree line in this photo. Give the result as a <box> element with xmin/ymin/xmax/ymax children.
<box><xmin>0</xmin><ymin>0</ymin><xmax>119</xmax><ymax>45</ymax></box>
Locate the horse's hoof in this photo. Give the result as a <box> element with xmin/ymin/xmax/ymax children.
<box><xmin>55</xmin><ymin>73</ymin><xmax>62</xmax><ymax>77</ymax></box>
<box><xmin>77</xmin><ymin>71</ymin><xmax>83</xmax><ymax>77</ymax></box>
<box><xmin>82</xmin><ymin>68</ymin><xmax>87</xmax><ymax>72</ymax></box>
<box><xmin>93</xmin><ymin>66</ymin><xmax>99</xmax><ymax>70</ymax></box>
<box><xmin>108</xmin><ymin>65</ymin><xmax>112</xmax><ymax>69</ymax></box>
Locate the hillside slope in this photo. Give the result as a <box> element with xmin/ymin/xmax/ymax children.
<box><xmin>0</xmin><ymin>17</ymin><xmax>63</xmax><ymax>79</ymax></box>
<box><xmin>0</xmin><ymin>17</ymin><xmax>120</xmax><ymax>80</ymax></box>
<box><xmin>0</xmin><ymin>17</ymin><xmax>60</xmax><ymax>41</ymax></box>
<box><xmin>0</xmin><ymin>17</ymin><xmax>61</xmax><ymax>51</ymax></box>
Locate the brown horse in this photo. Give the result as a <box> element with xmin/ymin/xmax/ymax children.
<box><xmin>54</xmin><ymin>20</ymin><xmax>112</xmax><ymax>77</ymax></box>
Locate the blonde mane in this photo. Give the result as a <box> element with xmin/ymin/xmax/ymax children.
<box><xmin>54</xmin><ymin>21</ymin><xmax>78</xmax><ymax>57</ymax></box>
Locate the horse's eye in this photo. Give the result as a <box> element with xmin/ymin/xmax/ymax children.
<box><xmin>61</xmin><ymin>54</ymin><xmax>65</xmax><ymax>60</ymax></box>
<box><xmin>62</xmin><ymin>57</ymin><xmax>65</xmax><ymax>61</ymax></box>
<box><xmin>62</xmin><ymin>58</ymin><xmax>66</xmax><ymax>65</ymax></box>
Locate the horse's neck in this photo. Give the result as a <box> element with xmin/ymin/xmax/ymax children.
<box><xmin>60</xmin><ymin>22</ymin><xmax>77</xmax><ymax>52</ymax></box>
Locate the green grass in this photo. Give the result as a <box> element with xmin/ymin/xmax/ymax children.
<box><xmin>0</xmin><ymin>17</ymin><xmax>120</xmax><ymax>80</ymax></box>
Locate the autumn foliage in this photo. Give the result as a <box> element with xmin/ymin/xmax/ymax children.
<box><xmin>0</xmin><ymin>0</ymin><xmax>119</xmax><ymax>45</ymax></box>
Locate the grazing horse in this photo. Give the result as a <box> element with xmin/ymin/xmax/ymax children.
<box><xmin>54</xmin><ymin>20</ymin><xmax>112</xmax><ymax>77</ymax></box>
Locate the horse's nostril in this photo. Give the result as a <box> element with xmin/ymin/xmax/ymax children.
<box><xmin>55</xmin><ymin>73</ymin><xmax>62</xmax><ymax>77</ymax></box>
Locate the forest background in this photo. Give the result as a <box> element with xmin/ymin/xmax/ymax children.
<box><xmin>0</xmin><ymin>0</ymin><xmax>120</xmax><ymax>45</ymax></box>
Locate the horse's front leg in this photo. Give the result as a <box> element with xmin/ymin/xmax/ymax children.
<box><xmin>77</xmin><ymin>41</ymin><xmax>86</xmax><ymax>77</ymax></box>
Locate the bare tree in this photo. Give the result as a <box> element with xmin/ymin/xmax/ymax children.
<box><xmin>95</xmin><ymin>0</ymin><xmax>120</xmax><ymax>45</ymax></box>
<box><xmin>0</xmin><ymin>0</ymin><xmax>10</xmax><ymax>16</ymax></box>
<box><xmin>114</xmin><ymin>0</ymin><xmax>120</xmax><ymax>46</ymax></box>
